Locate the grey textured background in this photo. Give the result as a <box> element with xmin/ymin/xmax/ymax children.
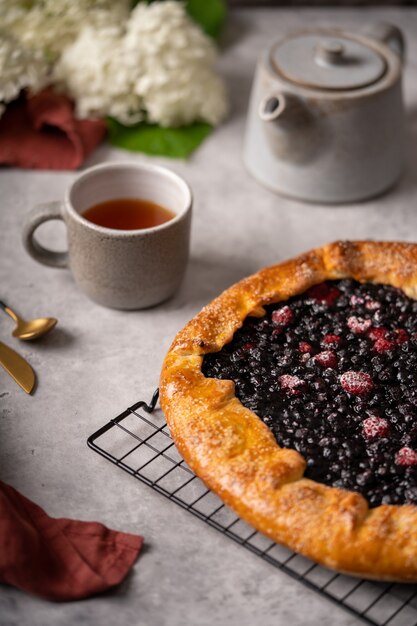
<box><xmin>1</xmin><ymin>5</ymin><xmax>417</xmax><ymax>626</ymax></box>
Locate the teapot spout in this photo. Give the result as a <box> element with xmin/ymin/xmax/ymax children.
<box><xmin>257</xmin><ymin>92</ymin><xmax>323</xmax><ymax>164</ymax></box>
<box><xmin>259</xmin><ymin>94</ymin><xmax>287</xmax><ymax>122</ymax></box>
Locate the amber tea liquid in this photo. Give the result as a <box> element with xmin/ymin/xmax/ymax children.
<box><xmin>82</xmin><ymin>198</ymin><xmax>175</xmax><ymax>230</ymax></box>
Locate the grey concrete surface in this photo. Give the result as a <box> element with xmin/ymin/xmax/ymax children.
<box><xmin>1</xmin><ymin>7</ymin><xmax>417</xmax><ymax>626</ymax></box>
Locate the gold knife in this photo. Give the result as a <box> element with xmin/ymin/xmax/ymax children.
<box><xmin>0</xmin><ymin>340</ymin><xmax>35</xmax><ymax>394</ymax></box>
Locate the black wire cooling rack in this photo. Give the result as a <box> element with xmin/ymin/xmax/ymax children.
<box><xmin>87</xmin><ymin>390</ymin><xmax>417</xmax><ymax>626</ymax></box>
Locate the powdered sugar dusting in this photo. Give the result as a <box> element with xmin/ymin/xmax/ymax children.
<box><xmin>362</xmin><ymin>416</ymin><xmax>390</xmax><ymax>439</ymax></box>
<box><xmin>347</xmin><ymin>316</ymin><xmax>372</xmax><ymax>334</ymax></box>
<box><xmin>340</xmin><ymin>371</ymin><xmax>374</xmax><ymax>395</ymax></box>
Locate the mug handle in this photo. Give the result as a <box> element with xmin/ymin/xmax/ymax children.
<box><xmin>22</xmin><ymin>201</ymin><xmax>69</xmax><ymax>268</ymax></box>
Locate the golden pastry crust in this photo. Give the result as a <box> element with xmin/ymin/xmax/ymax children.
<box><xmin>160</xmin><ymin>241</ymin><xmax>417</xmax><ymax>582</ymax></box>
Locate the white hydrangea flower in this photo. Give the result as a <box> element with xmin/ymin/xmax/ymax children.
<box><xmin>0</xmin><ymin>0</ymin><xmax>130</xmax><ymax>59</ymax></box>
<box><xmin>0</xmin><ymin>30</ymin><xmax>48</xmax><ymax>118</ymax></box>
<box><xmin>53</xmin><ymin>25</ymin><xmax>144</xmax><ymax>124</ymax></box>
<box><xmin>125</xmin><ymin>1</ymin><xmax>228</xmax><ymax>127</ymax></box>
<box><xmin>54</xmin><ymin>0</ymin><xmax>228</xmax><ymax>127</ymax></box>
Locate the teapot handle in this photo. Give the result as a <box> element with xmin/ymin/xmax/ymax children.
<box><xmin>363</xmin><ymin>22</ymin><xmax>405</xmax><ymax>61</ymax></box>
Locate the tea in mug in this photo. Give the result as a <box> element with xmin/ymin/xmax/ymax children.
<box><xmin>82</xmin><ymin>198</ymin><xmax>175</xmax><ymax>230</ymax></box>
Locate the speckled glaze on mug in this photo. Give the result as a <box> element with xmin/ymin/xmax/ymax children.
<box><xmin>22</xmin><ymin>162</ymin><xmax>192</xmax><ymax>309</ymax></box>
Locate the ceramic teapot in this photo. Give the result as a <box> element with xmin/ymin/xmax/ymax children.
<box><xmin>243</xmin><ymin>23</ymin><xmax>405</xmax><ymax>203</ymax></box>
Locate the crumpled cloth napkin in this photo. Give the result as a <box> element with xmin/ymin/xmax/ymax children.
<box><xmin>0</xmin><ymin>88</ymin><xmax>107</xmax><ymax>170</ymax></box>
<box><xmin>0</xmin><ymin>481</ymin><xmax>143</xmax><ymax>601</ymax></box>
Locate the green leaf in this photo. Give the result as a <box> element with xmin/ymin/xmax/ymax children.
<box><xmin>185</xmin><ymin>0</ymin><xmax>226</xmax><ymax>40</ymax></box>
<box><xmin>107</xmin><ymin>118</ymin><xmax>213</xmax><ymax>159</ymax></box>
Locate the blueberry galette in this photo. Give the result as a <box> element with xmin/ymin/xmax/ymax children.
<box><xmin>160</xmin><ymin>242</ymin><xmax>417</xmax><ymax>581</ymax></box>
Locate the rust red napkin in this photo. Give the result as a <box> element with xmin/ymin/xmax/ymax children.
<box><xmin>0</xmin><ymin>481</ymin><xmax>143</xmax><ymax>601</ymax></box>
<box><xmin>0</xmin><ymin>88</ymin><xmax>107</xmax><ymax>170</ymax></box>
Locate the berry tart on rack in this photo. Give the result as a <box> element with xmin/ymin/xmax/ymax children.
<box><xmin>160</xmin><ymin>241</ymin><xmax>417</xmax><ymax>581</ymax></box>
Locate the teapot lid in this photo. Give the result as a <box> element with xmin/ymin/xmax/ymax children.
<box><xmin>270</xmin><ymin>32</ymin><xmax>386</xmax><ymax>90</ymax></box>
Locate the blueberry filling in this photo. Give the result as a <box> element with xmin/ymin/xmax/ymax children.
<box><xmin>202</xmin><ymin>280</ymin><xmax>417</xmax><ymax>507</ymax></box>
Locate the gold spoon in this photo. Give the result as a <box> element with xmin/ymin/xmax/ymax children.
<box><xmin>0</xmin><ymin>300</ymin><xmax>57</xmax><ymax>341</ymax></box>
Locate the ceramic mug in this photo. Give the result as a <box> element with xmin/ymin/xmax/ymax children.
<box><xmin>22</xmin><ymin>162</ymin><xmax>192</xmax><ymax>309</ymax></box>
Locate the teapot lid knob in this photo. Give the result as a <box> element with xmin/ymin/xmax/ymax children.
<box><xmin>315</xmin><ymin>40</ymin><xmax>345</xmax><ymax>66</ymax></box>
